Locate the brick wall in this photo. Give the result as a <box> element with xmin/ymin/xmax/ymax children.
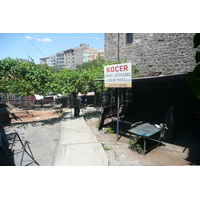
<box><xmin>104</xmin><ymin>33</ymin><xmax>196</xmax><ymax>75</ymax></box>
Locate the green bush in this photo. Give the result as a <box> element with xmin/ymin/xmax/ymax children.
<box><xmin>129</xmin><ymin>137</ymin><xmax>143</xmax><ymax>154</ymax></box>
<box><xmin>105</xmin><ymin>126</ymin><xmax>114</xmax><ymax>134</ymax></box>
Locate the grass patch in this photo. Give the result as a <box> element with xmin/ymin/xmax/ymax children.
<box><xmin>129</xmin><ymin>137</ymin><xmax>143</xmax><ymax>154</ymax></box>
<box><xmin>101</xmin><ymin>142</ymin><xmax>112</xmax><ymax>151</ymax></box>
<box><xmin>105</xmin><ymin>126</ymin><xmax>114</xmax><ymax>134</ymax></box>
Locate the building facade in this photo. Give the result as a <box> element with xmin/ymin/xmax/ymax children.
<box><xmin>56</xmin><ymin>43</ymin><xmax>90</xmax><ymax>68</ymax></box>
<box><xmin>62</xmin><ymin>49</ymin><xmax>74</xmax><ymax>69</ymax></box>
<box><xmin>47</xmin><ymin>55</ymin><xmax>56</xmax><ymax>67</ymax></box>
<box><xmin>40</xmin><ymin>43</ymin><xmax>103</xmax><ymax>69</ymax></box>
<box><xmin>83</xmin><ymin>48</ymin><xmax>104</xmax><ymax>63</ymax></box>
<box><xmin>72</xmin><ymin>43</ymin><xmax>90</xmax><ymax>68</ymax></box>
<box><xmin>104</xmin><ymin>33</ymin><xmax>196</xmax><ymax>75</ymax></box>
<box><xmin>56</xmin><ymin>51</ymin><xmax>65</xmax><ymax>68</ymax></box>
<box><xmin>40</xmin><ymin>57</ymin><xmax>49</xmax><ymax>65</ymax></box>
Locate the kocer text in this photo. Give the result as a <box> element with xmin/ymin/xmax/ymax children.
<box><xmin>105</xmin><ymin>65</ymin><xmax>128</xmax><ymax>73</ymax></box>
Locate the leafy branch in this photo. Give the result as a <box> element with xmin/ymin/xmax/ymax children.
<box><xmin>187</xmin><ymin>33</ymin><xmax>200</xmax><ymax>99</ymax></box>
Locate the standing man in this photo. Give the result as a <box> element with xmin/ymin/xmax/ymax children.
<box><xmin>73</xmin><ymin>94</ymin><xmax>82</xmax><ymax>117</ymax></box>
<box><xmin>165</xmin><ymin>105</ymin><xmax>174</xmax><ymax>142</ymax></box>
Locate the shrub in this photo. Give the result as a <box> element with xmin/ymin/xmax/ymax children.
<box><xmin>129</xmin><ymin>137</ymin><xmax>143</xmax><ymax>154</ymax></box>
<box><xmin>105</xmin><ymin>126</ymin><xmax>114</xmax><ymax>134</ymax></box>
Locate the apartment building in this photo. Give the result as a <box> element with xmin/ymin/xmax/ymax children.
<box><xmin>62</xmin><ymin>48</ymin><xmax>74</xmax><ymax>69</ymax></box>
<box><xmin>40</xmin><ymin>43</ymin><xmax>103</xmax><ymax>69</ymax></box>
<box><xmin>40</xmin><ymin>57</ymin><xmax>49</xmax><ymax>65</ymax></box>
<box><xmin>83</xmin><ymin>48</ymin><xmax>104</xmax><ymax>62</ymax></box>
<box><xmin>40</xmin><ymin>55</ymin><xmax>56</xmax><ymax>67</ymax></box>
<box><xmin>54</xmin><ymin>43</ymin><xmax>90</xmax><ymax>68</ymax></box>
<box><xmin>56</xmin><ymin>51</ymin><xmax>65</xmax><ymax>68</ymax></box>
<box><xmin>47</xmin><ymin>55</ymin><xmax>56</xmax><ymax>67</ymax></box>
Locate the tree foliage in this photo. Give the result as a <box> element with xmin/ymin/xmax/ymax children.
<box><xmin>0</xmin><ymin>56</ymin><xmax>139</xmax><ymax>96</ymax></box>
<box><xmin>0</xmin><ymin>57</ymin><xmax>53</xmax><ymax>96</ymax></box>
<box><xmin>187</xmin><ymin>33</ymin><xmax>200</xmax><ymax>99</ymax></box>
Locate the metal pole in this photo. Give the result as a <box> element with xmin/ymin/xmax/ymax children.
<box><xmin>116</xmin><ymin>89</ymin><xmax>120</xmax><ymax>141</ymax></box>
<box><xmin>116</xmin><ymin>33</ymin><xmax>120</xmax><ymax>141</ymax></box>
<box><xmin>118</xmin><ymin>33</ymin><xmax>120</xmax><ymax>62</ymax></box>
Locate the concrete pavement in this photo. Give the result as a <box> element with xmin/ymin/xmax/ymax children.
<box><xmin>53</xmin><ymin>112</ymin><xmax>109</xmax><ymax>166</ymax></box>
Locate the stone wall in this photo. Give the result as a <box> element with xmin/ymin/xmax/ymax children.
<box><xmin>104</xmin><ymin>33</ymin><xmax>196</xmax><ymax>75</ymax></box>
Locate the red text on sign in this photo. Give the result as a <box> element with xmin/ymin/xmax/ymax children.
<box><xmin>106</xmin><ymin>65</ymin><xmax>128</xmax><ymax>73</ymax></box>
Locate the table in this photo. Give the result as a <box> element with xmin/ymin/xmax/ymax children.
<box><xmin>128</xmin><ymin>123</ymin><xmax>163</xmax><ymax>155</ymax></box>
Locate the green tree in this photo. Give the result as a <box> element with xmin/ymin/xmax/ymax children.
<box><xmin>51</xmin><ymin>69</ymin><xmax>79</xmax><ymax>94</ymax></box>
<box><xmin>0</xmin><ymin>57</ymin><xmax>139</xmax><ymax>97</ymax></box>
<box><xmin>0</xmin><ymin>57</ymin><xmax>54</xmax><ymax>96</ymax></box>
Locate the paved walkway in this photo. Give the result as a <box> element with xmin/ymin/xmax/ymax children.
<box><xmin>53</xmin><ymin>112</ymin><xmax>108</xmax><ymax>166</ymax></box>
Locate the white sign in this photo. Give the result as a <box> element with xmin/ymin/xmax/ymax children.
<box><xmin>104</xmin><ymin>63</ymin><xmax>132</xmax><ymax>88</ymax></box>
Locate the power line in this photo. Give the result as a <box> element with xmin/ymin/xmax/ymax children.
<box><xmin>22</xmin><ymin>33</ymin><xmax>47</xmax><ymax>57</ymax></box>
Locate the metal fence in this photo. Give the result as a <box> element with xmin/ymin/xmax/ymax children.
<box><xmin>0</xmin><ymin>93</ymin><xmax>70</xmax><ymax>108</ymax></box>
<box><xmin>0</xmin><ymin>91</ymin><xmax>117</xmax><ymax>108</ymax></box>
<box><xmin>0</xmin><ymin>93</ymin><xmax>26</xmax><ymax>103</ymax></box>
<box><xmin>0</xmin><ymin>93</ymin><xmax>37</xmax><ymax>108</ymax></box>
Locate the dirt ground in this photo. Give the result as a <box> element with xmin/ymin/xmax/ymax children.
<box><xmin>6</xmin><ymin>106</ymin><xmax>200</xmax><ymax>166</ymax></box>
<box><xmin>86</xmin><ymin>117</ymin><xmax>191</xmax><ymax>166</ymax></box>
<box><xmin>9</xmin><ymin>108</ymin><xmax>62</xmax><ymax>124</ymax></box>
<box><xmin>83</xmin><ymin>107</ymin><xmax>200</xmax><ymax>166</ymax></box>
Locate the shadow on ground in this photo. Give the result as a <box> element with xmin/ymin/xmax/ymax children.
<box><xmin>8</xmin><ymin>111</ymin><xmax>73</xmax><ymax>129</ymax></box>
<box><xmin>0</xmin><ymin>126</ymin><xmax>15</xmax><ymax>166</ymax></box>
<box><xmin>0</xmin><ymin>110</ymin><xmax>72</xmax><ymax>166</ymax></box>
<box><xmin>82</xmin><ymin>107</ymin><xmax>101</xmax><ymax>120</ymax></box>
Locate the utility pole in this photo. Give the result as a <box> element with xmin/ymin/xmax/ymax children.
<box><xmin>118</xmin><ymin>33</ymin><xmax>120</xmax><ymax>62</ymax></box>
<box><xmin>116</xmin><ymin>33</ymin><xmax>120</xmax><ymax>141</ymax></box>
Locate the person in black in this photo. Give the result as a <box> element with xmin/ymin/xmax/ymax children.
<box><xmin>73</xmin><ymin>94</ymin><xmax>82</xmax><ymax>117</ymax></box>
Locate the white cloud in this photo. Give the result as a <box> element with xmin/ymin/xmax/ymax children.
<box><xmin>36</xmin><ymin>38</ymin><xmax>52</xmax><ymax>42</ymax></box>
<box><xmin>25</xmin><ymin>35</ymin><xmax>32</xmax><ymax>40</ymax></box>
<box><xmin>94</xmin><ymin>37</ymin><xmax>99</xmax><ymax>40</ymax></box>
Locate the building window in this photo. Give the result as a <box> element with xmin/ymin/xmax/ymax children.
<box><xmin>126</xmin><ymin>33</ymin><xmax>133</xmax><ymax>44</ymax></box>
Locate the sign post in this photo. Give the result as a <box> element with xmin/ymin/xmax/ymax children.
<box><xmin>104</xmin><ymin>63</ymin><xmax>132</xmax><ymax>140</ymax></box>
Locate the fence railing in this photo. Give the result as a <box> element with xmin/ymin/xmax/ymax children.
<box><xmin>0</xmin><ymin>93</ymin><xmax>70</xmax><ymax>108</ymax></box>
<box><xmin>0</xmin><ymin>93</ymin><xmax>27</xmax><ymax>103</ymax></box>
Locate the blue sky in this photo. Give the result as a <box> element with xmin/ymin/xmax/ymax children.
<box><xmin>0</xmin><ymin>33</ymin><xmax>104</xmax><ymax>64</ymax></box>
